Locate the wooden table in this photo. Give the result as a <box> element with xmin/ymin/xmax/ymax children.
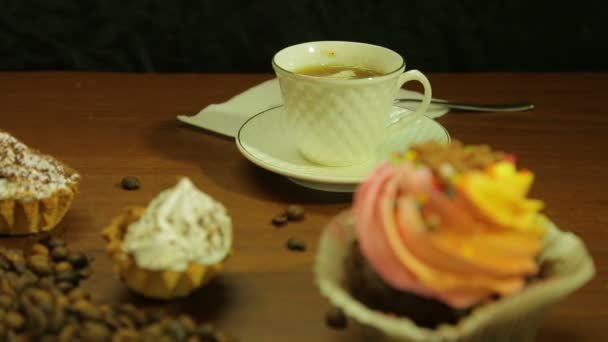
<box><xmin>1</xmin><ymin>72</ymin><xmax>607</xmax><ymax>341</ymax></box>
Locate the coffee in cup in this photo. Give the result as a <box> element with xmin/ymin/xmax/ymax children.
<box><xmin>272</xmin><ymin>41</ymin><xmax>432</xmax><ymax>166</ymax></box>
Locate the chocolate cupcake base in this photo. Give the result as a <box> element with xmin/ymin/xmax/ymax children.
<box><xmin>345</xmin><ymin>242</ymin><xmax>471</xmax><ymax>329</ymax></box>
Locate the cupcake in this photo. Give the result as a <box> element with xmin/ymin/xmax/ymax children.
<box><xmin>102</xmin><ymin>178</ymin><xmax>232</xmax><ymax>300</ymax></box>
<box><xmin>0</xmin><ymin>130</ymin><xmax>80</xmax><ymax>235</ymax></box>
<box><xmin>315</xmin><ymin>141</ymin><xmax>594</xmax><ymax>341</ymax></box>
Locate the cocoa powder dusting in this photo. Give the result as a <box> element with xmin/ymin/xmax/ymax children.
<box><xmin>0</xmin><ymin>131</ymin><xmax>79</xmax><ymax>199</ymax></box>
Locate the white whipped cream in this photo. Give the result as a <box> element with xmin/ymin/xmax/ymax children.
<box><xmin>122</xmin><ymin>178</ymin><xmax>232</xmax><ymax>272</ymax></box>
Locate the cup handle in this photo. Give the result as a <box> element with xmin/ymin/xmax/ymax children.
<box><xmin>387</xmin><ymin>70</ymin><xmax>432</xmax><ymax>129</ymax></box>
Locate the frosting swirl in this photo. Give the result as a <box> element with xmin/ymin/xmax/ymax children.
<box><xmin>122</xmin><ymin>178</ymin><xmax>232</xmax><ymax>272</ymax></box>
<box><xmin>354</xmin><ymin>154</ymin><xmax>545</xmax><ymax>308</ymax></box>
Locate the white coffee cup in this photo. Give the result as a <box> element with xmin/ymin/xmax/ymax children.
<box><xmin>272</xmin><ymin>41</ymin><xmax>432</xmax><ymax>166</ymax></box>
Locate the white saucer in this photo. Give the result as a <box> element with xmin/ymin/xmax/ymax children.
<box><xmin>236</xmin><ymin>105</ymin><xmax>450</xmax><ymax>192</ymax></box>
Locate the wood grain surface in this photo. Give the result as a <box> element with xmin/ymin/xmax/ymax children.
<box><xmin>1</xmin><ymin>72</ymin><xmax>607</xmax><ymax>341</ymax></box>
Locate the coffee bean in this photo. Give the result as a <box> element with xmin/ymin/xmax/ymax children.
<box><xmin>120</xmin><ymin>303</ymin><xmax>147</xmax><ymax>327</ymax></box>
<box><xmin>121</xmin><ymin>176</ymin><xmax>140</xmax><ymax>190</ymax></box>
<box><xmin>55</xmin><ymin>262</ymin><xmax>73</xmax><ymax>274</ymax></box>
<box><xmin>26</xmin><ymin>288</ymin><xmax>54</xmax><ymax>312</ymax></box>
<box><xmin>5</xmin><ymin>251</ymin><xmax>26</xmax><ymax>274</ymax></box>
<box><xmin>67</xmin><ymin>288</ymin><xmax>90</xmax><ymax>302</ymax></box>
<box><xmin>30</xmin><ymin>244</ymin><xmax>49</xmax><ymax>256</ymax></box>
<box><xmin>112</xmin><ymin>328</ymin><xmax>141</xmax><ymax>341</ymax></box>
<box><xmin>28</xmin><ymin>255</ymin><xmax>53</xmax><ymax>276</ymax></box>
<box><xmin>196</xmin><ymin>324</ymin><xmax>219</xmax><ymax>342</ymax></box>
<box><xmin>58</xmin><ymin>324</ymin><xmax>78</xmax><ymax>342</ymax></box>
<box><xmin>44</xmin><ymin>237</ymin><xmax>66</xmax><ymax>249</ymax></box>
<box><xmin>168</xmin><ymin>320</ymin><xmax>187</xmax><ymax>341</ymax></box>
<box><xmin>178</xmin><ymin>315</ymin><xmax>196</xmax><ymax>334</ymax></box>
<box><xmin>102</xmin><ymin>309</ymin><xmax>121</xmax><ymax>329</ymax></box>
<box><xmin>118</xmin><ymin>315</ymin><xmax>136</xmax><ymax>329</ymax></box>
<box><xmin>37</xmin><ymin>277</ymin><xmax>55</xmax><ymax>288</ymax></box>
<box><xmin>56</xmin><ymin>271</ymin><xmax>80</xmax><ymax>285</ymax></box>
<box><xmin>79</xmin><ymin>321</ymin><xmax>111</xmax><ymax>341</ymax></box>
<box><xmin>67</xmin><ymin>252</ymin><xmax>88</xmax><ymax>269</ymax></box>
<box><xmin>78</xmin><ymin>268</ymin><xmax>92</xmax><ymax>279</ymax></box>
<box><xmin>325</xmin><ymin>307</ymin><xmax>347</xmax><ymax>329</ymax></box>
<box><xmin>286</xmin><ymin>205</ymin><xmax>305</xmax><ymax>221</ymax></box>
<box><xmin>23</xmin><ymin>305</ymin><xmax>48</xmax><ymax>334</ymax></box>
<box><xmin>0</xmin><ymin>257</ymin><xmax>10</xmax><ymax>270</ymax></box>
<box><xmin>56</xmin><ymin>281</ymin><xmax>74</xmax><ymax>293</ymax></box>
<box><xmin>286</xmin><ymin>238</ymin><xmax>307</xmax><ymax>252</ymax></box>
<box><xmin>50</xmin><ymin>246</ymin><xmax>69</xmax><ymax>262</ymax></box>
<box><xmin>47</xmin><ymin>303</ymin><xmax>67</xmax><ymax>333</ymax></box>
<box><xmin>0</xmin><ymin>294</ymin><xmax>13</xmax><ymax>309</ymax></box>
<box><xmin>5</xmin><ymin>311</ymin><xmax>25</xmax><ymax>330</ymax></box>
<box><xmin>71</xmin><ymin>299</ymin><xmax>102</xmax><ymax>320</ymax></box>
<box><xmin>271</xmin><ymin>214</ymin><xmax>288</xmax><ymax>227</ymax></box>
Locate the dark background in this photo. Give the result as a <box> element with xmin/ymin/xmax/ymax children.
<box><xmin>1</xmin><ymin>0</ymin><xmax>606</xmax><ymax>73</ymax></box>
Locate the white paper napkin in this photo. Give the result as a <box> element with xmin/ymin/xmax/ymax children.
<box><xmin>177</xmin><ymin>78</ymin><xmax>449</xmax><ymax>137</ymax></box>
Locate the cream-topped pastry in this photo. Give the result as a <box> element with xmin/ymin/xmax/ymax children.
<box><xmin>353</xmin><ymin>141</ymin><xmax>546</xmax><ymax>308</ymax></box>
<box><xmin>0</xmin><ymin>130</ymin><xmax>80</xmax><ymax>235</ymax></box>
<box><xmin>315</xmin><ymin>141</ymin><xmax>594</xmax><ymax>339</ymax></box>
<box><xmin>122</xmin><ymin>178</ymin><xmax>232</xmax><ymax>272</ymax></box>
<box><xmin>0</xmin><ymin>131</ymin><xmax>79</xmax><ymax>200</ymax></box>
<box><xmin>103</xmin><ymin>177</ymin><xmax>232</xmax><ymax>299</ymax></box>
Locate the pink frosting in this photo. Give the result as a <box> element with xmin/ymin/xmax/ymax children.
<box><xmin>353</xmin><ymin>161</ymin><xmax>541</xmax><ymax>308</ymax></box>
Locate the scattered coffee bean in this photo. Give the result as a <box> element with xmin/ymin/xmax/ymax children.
<box><xmin>112</xmin><ymin>328</ymin><xmax>141</xmax><ymax>341</ymax></box>
<box><xmin>78</xmin><ymin>268</ymin><xmax>92</xmax><ymax>279</ymax></box>
<box><xmin>286</xmin><ymin>205</ymin><xmax>305</xmax><ymax>221</ymax></box>
<box><xmin>58</xmin><ymin>324</ymin><xmax>78</xmax><ymax>342</ymax></box>
<box><xmin>56</xmin><ymin>281</ymin><xmax>74</xmax><ymax>293</ymax></box>
<box><xmin>0</xmin><ymin>294</ymin><xmax>13</xmax><ymax>309</ymax></box>
<box><xmin>117</xmin><ymin>314</ymin><xmax>136</xmax><ymax>329</ymax></box>
<box><xmin>286</xmin><ymin>238</ymin><xmax>307</xmax><ymax>252</ymax></box>
<box><xmin>28</xmin><ymin>255</ymin><xmax>53</xmax><ymax>276</ymax></box>
<box><xmin>271</xmin><ymin>213</ymin><xmax>288</xmax><ymax>227</ymax></box>
<box><xmin>56</xmin><ymin>271</ymin><xmax>80</xmax><ymax>285</ymax></box>
<box><xmin>67</xmin><ymin>288</ymin><xmax>90</xmax><ymax>303</ymax></box>
<box><xmin>71</xmin><ymin>299</ymin><xmax>102</xmax><ymax>320</ymax></box>
<box><xmin>168</xmin><ymin>320</ymin><xmax>187</xmax><ymax>340</ymax></box>
<box><xmin>24</xmin><ymin>288</ymin><xmax>53</xmax><ymax>312</ymax></box>
<box><xmin>30</xmin><ymin>244</ymin><xmax>49</xmax><ymax>256</ymax></box>
<box><xmin>121</xmin><ymin>176</ymin><xmax>140</xmax><ymax>190</ymax></box>
<box><xmin>50</xmin><ymin>246</ymin><xmax>69</xmax><ymax>262</ymax></box>
<box><xmin>196</xmin><ymin>324</ymin><xmax>220</xmax><ymax>342</ymax></box>
<box><xmin>325</xmin><ymin>307</ymin><xmax>347</xmax><ymax>329</ymax></box>
<box><xmin>67</xmin><ymin>252</ymin><xmax>88</xmax><ymax>269</ymax></box>
<box><xmin>79</xmin><ymin>321</ymin><xmax>111</xmax><ymax>341</ymax></box>
<box><xmin>55</xmin><ymin>262</ymin><xmax>73</xmax><ymax>274</ymax></box>
<box><xmin>44</xmin><ymin>237</ymin><xmax>66</xmax><ymax>249</ymax></box>
<box><xmin>179</xmin><ymin>315</ymin><xmax>197</xmax><ymax>334</ymax></box>
<box><xmin>5</xmin><ymin>311</ymin><xmax>25</xmax><ymax>330</ymax></box>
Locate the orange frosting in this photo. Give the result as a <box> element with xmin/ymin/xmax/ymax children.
<box><xmin>354</xmin><ymin>157</ymin><xmax>546</xmax><ymax>308</ymax></box>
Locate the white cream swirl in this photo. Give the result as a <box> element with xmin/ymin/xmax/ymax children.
<box><xmin>122</xmin><ymin>178</ymin><xmax>232</xmax><ymax>272</ymax></box>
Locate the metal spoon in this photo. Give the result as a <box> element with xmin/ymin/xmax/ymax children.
<box><xmin>394</xmin><ymin>98</ymin><xmax>534</xmax><ymax>112</ymax></box>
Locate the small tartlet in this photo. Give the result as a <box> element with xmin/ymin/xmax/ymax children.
<box><xmin>0</xmin><ymin>130</ymin><xmax>80</xmax><ymax>235</ymax></box>
<box><xmin>102</xmin><ymin>207</ymin><xmax>224</xmax><ymax>300</ymax></box>
<box><xmin>102</xmin><ymin>178</ymin><xmax>232</xmax><ymax>300</ymax></box>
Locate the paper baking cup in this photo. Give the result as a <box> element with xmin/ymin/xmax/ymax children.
<box><xmin>0</xmin><ymin>186</ymin><xmax>76</xmax><ymax>235</ymax></box>
<box><xmin>102</xmin><ymin>207</ymin><xmax>226</xmax><ymax>300</ymax></box>
<box><xmin>315</xmin><ymin>210</ymin><xmax>594</xmax><ymax>342</ymax></box>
